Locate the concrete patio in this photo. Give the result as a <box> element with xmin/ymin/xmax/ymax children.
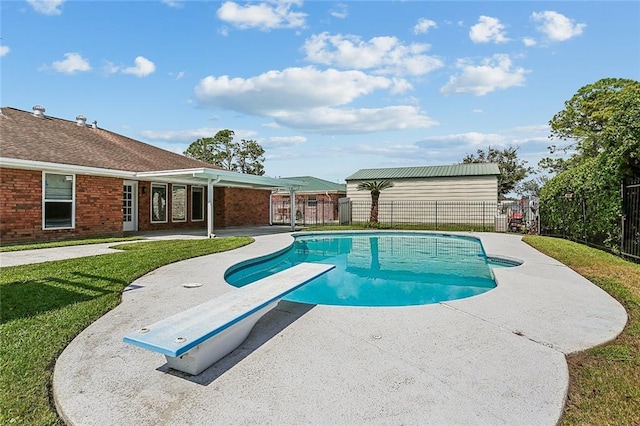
<box><xmin>52</xmin><ymin>231</ymin><xmax>627</xmax><ymax>425</ymax></box>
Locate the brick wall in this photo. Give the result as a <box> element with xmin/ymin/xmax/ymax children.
<box><xmin>0</xmin><ymin>168</ymin><xmax>123</xmax><ymax>244</ymax></box>
<box><xmin>1</xmin><ymin>170</ymin><xmax>273</xmax><ymax>244</ymax></box>
<box><xmin>215</xmin><ymin>187</ymin><xmax>271</xmax><ymax>227</ymax></box>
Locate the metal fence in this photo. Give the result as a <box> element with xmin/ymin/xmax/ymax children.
<box><xmin>336</xmin><ymin>200</ymin><xmax>533</xmax><ymax>232</ymax></box>
<box><xmin>622</xmin><ymin>176</ymin><xmax>640</xmax><ymax>261</ymax></box>
<box><xmin>539</xmin><ymin>176</ymin><xmax>640</xmax><ymax>263</ymax></box>
<box><xmin>271</xmin><ymin>198</ymin><xmax>340</xmax><ymax>226</ymax></box>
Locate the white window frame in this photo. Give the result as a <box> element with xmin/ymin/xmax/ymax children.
<box><xmin>307</xmin><ymin>194</ymin><xmax>317</xmax><ymax>207</ymax></box>
<box><xmin>150</xmin><ymin>183</ymin><xmax>168</xmax><ymax>223</ymax></box>
<box><xmin>42</xmin><ymin>172</ymin><xmax>76</xmax><ymax>230</ymax></box>
<box><xmin>191</xmin><ymin>186</ymin><xmax>205</xmax><ymax>222</ymax></box>
<box><xmin>171</xmin><ymin>184</ymin><xmax>187</xmax><ymax>223</ymax></box>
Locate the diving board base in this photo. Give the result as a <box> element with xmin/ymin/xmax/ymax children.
<box><xmin>164</xmin><ymin>302</ymin><xmax>277</xmax><ymax>375</ymax></box>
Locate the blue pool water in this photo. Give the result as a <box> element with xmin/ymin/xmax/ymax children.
<box><xmin>225</xmin><ymin>232</ymin><xmax>510</xmax><ymax>307</ymax></box>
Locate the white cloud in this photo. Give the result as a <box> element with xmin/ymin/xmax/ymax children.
<box><xmin>330</xmin><ymin>3</ymin><xmax>348</xmax><ymax>19</ymax></box>
<box><xmin>140</xmin><ymin>127</ymin><xmax>220</xmax><ymax>142</ymax></box>
<box><xmin>512</xmin><ymin>124</ymin><xmax>549</xmax><ymax>133</ymax></box>
<box><xmin>303</xmin><ymin>32</ymin><xmax>443</xmax><ymax>76</ymax></box>
<box><xmin>122</xmin><ymin>56</ymin><xmax>156</xmax><ymax>77</ymax></box>
<box><xmin>161</xmin><ymin>0</ymin><xmax>184</xmax><ymax>8</ymax></box>
<box><xmin>51</xmin><ymin>52</ymin><xmax>91</xmax><ymax>74</ymax></box>
<box><xmin>0</xmin><ymin>46</ymin><xmax>9</xmax><ymax>57</ymax></box>
<box><xmin>195</xmin><ymin>66</ymin><xmax>436</xmax><ymax>134</ymax></box>
<box><xmin>523</xmin><ymin>37</ymin><xmax>537</xmax><ymax>47</ymax></box>
<box><xmin>469</xmin><ymin>16</ymin><xmax>509</xmax><ymax>43</ymax></box>
<box><xmin>264</xmin><ymin>136</ymin><xmax>307</xmax><ymax>147</ymax></box>
<box><xmin>102</xmin><ymin>61</ymin><xmax>120</xmax><ymax>75</ymax></box>
<box><xmin>473</xmin><ymin>109</ymin><xmax>484</xmax><ymax>114</ymax></box>
<box><xmin>26</xmin><ymin>0</ymin><xmax>64</xmax><ymax>15</ymax></box>
<box><xmin>414</xmin><ymin>18</ymin><xmax>437</xmax><ymax>35</ymax></box>
<box><xmin>216</xmin><ymin>0</ymin><xmax>306</xmax><ymax>30</ymax></box>
<box><xmin>275</xmin><ymin>105</ymin><xmax>438</xmax><ymax>134</ymax></box>
<box><xmin>440</xmin><ymin>54</ymin><xmax>529</xmax><ymax>96</ymax></box>
<box><xmin>531</xmin><ymin>11</ymin><xmax>586</xmax><ymax>42</ymax></box>
<box><xmin>420</xmin><ymin>132</ymin><xmax>507</xmax><ymax>148</ymax></box>
<box><xmin>195</xmin><ymin>66</ymin><xmax>409</xmax><ymax>114</ymax></box>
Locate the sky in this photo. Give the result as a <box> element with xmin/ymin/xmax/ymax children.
<box><xmin>2</xmin><ymin>0</ymin><xmax>639</xmax><ymax>185</ymax></box>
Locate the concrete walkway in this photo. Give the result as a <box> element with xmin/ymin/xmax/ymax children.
<box><xmin>0</xmin><ymin>226</ymin><xmax>294</xmax><ymax>268</ymax></box>
<box><xmin>52</xmin><ymin>232</ymin><xmax>627</xmax><ymax>425</ymax></box>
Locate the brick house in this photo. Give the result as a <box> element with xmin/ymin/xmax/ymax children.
<box><xmin>271</xmin><ymin>176</ymin><xmax>346</xmax><ymax>225</ymax></box>
<box><xmin>0</xmin><ymin>106</ymin><xmax>304</xmax><ymax>244</ymax></box>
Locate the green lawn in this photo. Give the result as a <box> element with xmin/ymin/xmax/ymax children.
<box><xmin>0</xmin><ymin>237</ymin><xmax>253</xmax><ymax>425</ymax></box>
<box><xmin>0</xmin><ymin>236</ymin><xmax>144</xmax><ymax>252</ymax></box>
<box><xmin>522</xmin><ymin>236</ymin><xmax>640</xmax><ymax>425</ymax></box>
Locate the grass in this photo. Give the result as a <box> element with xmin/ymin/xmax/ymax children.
<box><xmin>0</xmin><ymin>237</ymin><xmax>144</xmax><ymax>252</ymax></box>
<box><xmin>0</xmin><ymin>237</ymin><xmax>253</xmax><ymax>425</ymax></box>
<box><xmin>522</xmin><ymin>235</ymin><xmax>640</xmax><ymax>425</ymax></box>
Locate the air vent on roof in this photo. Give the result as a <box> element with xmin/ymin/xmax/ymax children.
<box><xmin>76</xmin><ymin>115</ymin><xmax>87</xmax><ymax>126</ymax></box>
<box><xmin>91</xmin><ymin>120</ymin><xmax>98</xmax><ymax>129</ymax></box>
<box><xmin>32</xmin><ymin>105</ymin><xmax>45</xmax><ymax>117</ymax></box>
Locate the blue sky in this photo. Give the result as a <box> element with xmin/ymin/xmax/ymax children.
<box><xmin>2</xmin><ymin>1</ymin><xmax>639</xmax><ymax>184</ymax></box>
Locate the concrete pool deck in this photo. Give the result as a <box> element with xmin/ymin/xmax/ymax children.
<box><xmin>53</xmin><ymin>231</ymin><xmax>627</xmax><ymax>425</ymax></box>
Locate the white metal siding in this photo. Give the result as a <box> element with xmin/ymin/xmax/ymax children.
<box><xmin>346</xmin><ymin>175</ymin><xmax>498</xmax><ymax>203</ymax></box>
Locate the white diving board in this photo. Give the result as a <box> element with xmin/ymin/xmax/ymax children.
<box><xmin>123</xmin><ymin>262</ymin><xmax>335</xmax><ymax>375</ymax></box>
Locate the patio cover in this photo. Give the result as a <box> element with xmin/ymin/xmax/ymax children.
<box><xmin>136</xmin><ymin>168</ymin><xmax>307</xmax><ymax>237</ymax></box>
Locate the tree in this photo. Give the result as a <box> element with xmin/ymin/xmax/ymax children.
<box><xmin>462</xmin><ymin>146</ymin><xmax>533</xmax><ymax>198</ymax></box>
<box><xmin>236</xmin><ymin>139</ymin><xmax>265</xmax><ymax>176</ymax></box>
<box><xmin>183</xmin><ymin>129</ymin><xmax>266</xmax><ymax>175</ymax></box>
<box><xmin>549</xmin><ymin>77</ymin><xmax>640</xmax><ymax>175</ymax></box>
<box><xmin>356</xmin><ymin>180</ymin><xmax>394</xmax><ymax>224</ymax></box>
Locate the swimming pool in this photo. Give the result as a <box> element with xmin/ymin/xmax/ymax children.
<box><xmin>225</xmin><ymin>232</ymin><xmax>516</xmax><ymax>307</ymax></box>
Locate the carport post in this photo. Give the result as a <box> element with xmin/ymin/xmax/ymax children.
<box><xmin>289</xmin><ymin>188</ymin><xmax>296</xmax><ymax>231</ymax></box>
<box><xmin>207</xmin><ymin>178</ymin><xmax>215</xmax><ymax>238</ymax></box>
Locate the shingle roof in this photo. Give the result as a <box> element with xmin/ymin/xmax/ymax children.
<box><xmin>280</xmin><ymin>176</ymin><xmax>346</xmax><ymax>193</ymax></box>
<box><xmin>345</xmin><ymin>163</ymin><xmax>501</xmax><ymax>181</ymax></box>
<box><xmin>0</xmin><ymin>107</ymin><xmax>221</xmax><ymax>172</ymax></box>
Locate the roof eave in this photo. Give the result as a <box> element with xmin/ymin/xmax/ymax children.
<box><xmin>0</xmin><ymin>157</ymin><xmax>137</xmax><ymax>178</ymax></box>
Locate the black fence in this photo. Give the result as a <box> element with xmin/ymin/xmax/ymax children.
<box><xmin>337</xmin><ymin>200</ymin><xmax>533</xmax><ymax>232</ymax></box>
<box><xmin>622</xmin><ymin>176</ymin><xmax>640</xmax><ymax>261</ymax></box>
<box><xmin>271</xmin><ymin>199</ymin><xmax>339</xmax><ymax>226</ymax></box>
<box><xmin>540</xmin><ymin>176</ymin><xmax>640</xmax><ymax>263</ymax></box>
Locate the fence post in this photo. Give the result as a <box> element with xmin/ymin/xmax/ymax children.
<box><xmin>483</xmin><ymin>202</ymin><xmax>486</xmax><ymax>231</ymax></box>
<box><xmin>435</xmin><ymin>201</ymin><xmax>438</xmax><ymax>230</ymax></box>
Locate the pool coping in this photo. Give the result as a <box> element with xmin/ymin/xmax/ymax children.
<box><xmin>53</xmin><ymin>231</ymin><xmax>628</xmax><ymax>425</ymax></box>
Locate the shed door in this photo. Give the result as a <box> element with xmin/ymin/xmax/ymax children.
<box><xmin>123</xmin><ymin>181</ymin><xmax>138</xmax><ymax>232</ymax></box>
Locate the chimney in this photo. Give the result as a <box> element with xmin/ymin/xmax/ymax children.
<box><xmin>91</xmin><ymin>120</ymin><xmax>98</xmax><ymax>129</ymax></box>
<box><xmin>32</xmin><ymin>105</ymin><xmax>45</xmax><ymax>117</ymax></box>
<box><xmin>76</xmin><ymin>115</ymin><xmax>87</xmax><ymax>126</ymax></box>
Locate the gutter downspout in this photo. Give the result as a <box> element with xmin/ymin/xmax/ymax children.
<box><xmin>207</xmin><ymin>177</ymin><xmax>221</xmax><ymax>238</ymax></box>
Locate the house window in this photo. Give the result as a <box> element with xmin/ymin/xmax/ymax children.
<box><xmin>151</xmin><ymin>183</ymin><xmax>168</xmax><ymax>223</ymax></box>
<box><xmin>43</xmin><ymin>173</ymin><xmax>75</xmax><ymax>229</ymax></box>
<box><xmin>308</xmin><ymin>195</ymin><xmax>317</xmax><ymax>207</ymax></box>
<box><xmin>172</xmin><ymin>185</ymin><xmax>187</xmax><ymax>222</ymax></box>
<box><xmin>192</xmin><ymin>187</ymin><xmax>204</xmax><ymax>221</ymax></box>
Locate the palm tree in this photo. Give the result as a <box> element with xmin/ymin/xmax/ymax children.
<box><xmin>356</xmin><ymin>180</ymin><xmax>394</xmax><ymax>224</ymax></box>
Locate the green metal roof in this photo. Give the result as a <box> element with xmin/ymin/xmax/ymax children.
<box><xmin>345</xmin><ymin>163</ymin><xmax>500</xmax><ymax>181</ymax></box>
<box><xmin>280</xmin><ymin>176</ymin><xmax>346</xmax><ymax>193</ymax></box>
